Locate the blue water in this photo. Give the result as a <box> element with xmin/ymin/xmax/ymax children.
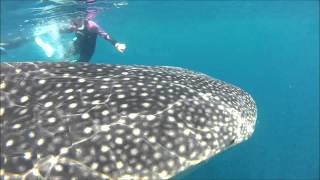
<box><xmin>1</xmin><ymin>1</ymin><xmax>319</xmax><ymax>179</ymax></box>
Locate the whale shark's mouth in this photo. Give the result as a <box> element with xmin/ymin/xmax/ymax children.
<box><xmin>234</xmin><ymin>113</ymin><xmax>256</xmax><ymax>143</ymax></box>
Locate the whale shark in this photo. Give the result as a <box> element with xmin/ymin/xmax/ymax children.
<box><xmin>0</xmin><ymin>62</ymin><xmax>257</xmax><ymax>180</ymax></box>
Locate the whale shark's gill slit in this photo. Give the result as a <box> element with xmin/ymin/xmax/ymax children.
<box><xmin>0</xmin><ymin>62</ymin><xmax>257</xmax><ymax>180</ymax></box>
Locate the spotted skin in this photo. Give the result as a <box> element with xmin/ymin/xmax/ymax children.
<box><xmin>0</xmin><ymin>62</ymin><xmax>257</xmax><ymax>180</ymax></box>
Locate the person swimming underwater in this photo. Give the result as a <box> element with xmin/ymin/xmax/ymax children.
<box><xmin>0</xmin><ymin>19</ymin><xmax>126</xmax><ymax>62</ymax></box>
<box><xmin>0</xmin><ymin>36</ymin><xmax>31</xmax><ymax>55</ymax></box>
<box><xmin>62</xmin><ymin>18</ymin><xmax>126</xmax><ymax>62</ymax></box>
<box><xmin>1</xmin><ymin>0</ymin><xmax>126</xmax><ymax>61</ymax></box>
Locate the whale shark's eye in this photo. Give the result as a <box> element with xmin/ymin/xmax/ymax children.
<box><xmin>229</xmin><ymin>139</ymin><xmax>236</xmax><ymax>145</ymax></box>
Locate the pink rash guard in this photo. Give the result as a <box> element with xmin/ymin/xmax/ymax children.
<box><xmin>66</xmin><ymin>19</ymin><xmax>117</xmax><ymax>46</ymax></box>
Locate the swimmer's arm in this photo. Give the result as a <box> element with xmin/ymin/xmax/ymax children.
<box><xmin>97</xmin><ymin>28</ymin><xmax>118</xmax><ymax>45</ymax></box>
<box><xmin>96</xmin><ymin>27</ymin><xmax>127</xmax><ymax>53</ymax></box>
<box><xmin>90</xmin><ymin>21</ymin><xmax>117</xmax><ymax>45</ymax></box>
<box><xmin>92</xmin><ymin>21</ymin><xmax>126</xmax><ymax>53</ymax></box>
<box><xmin>99</xmin><ymin>30</ymin><xmax>126</xmax><ymax>53</ymax></box>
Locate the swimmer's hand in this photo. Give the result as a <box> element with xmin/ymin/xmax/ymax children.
<box><xmin>115</xmin><ymin>43</ymin><xmax>126</xmax><ymax>53</ymax></box>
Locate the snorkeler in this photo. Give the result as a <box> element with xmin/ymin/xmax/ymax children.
<box><xmin>1</xmin><ymin>0</ymin><xmax>126</xmax><ymax>61</ymax></box>
<box><xmin>0</xmin><ymin>36</ymin><xmax>31</xmax><ymax>55</ymax></box>
<box><xmin>59</xmin><ymin>0</ymin><xmax>126</xmax><ymax>61</ymax></box>
<box><xmin>62</xmin><ymin>18</ymin><xmax>126</xmax><ymax>62</ymax></box>
<box><xmin>0</xmin><ymin>18</ymin><xmax>126</xmax><ymax>61</ymax></box>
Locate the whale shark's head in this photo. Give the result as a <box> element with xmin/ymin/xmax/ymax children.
<box><xmin>222</xmin><ymin>89</ymin><xmax>257</xmax><ymax>145</ymax></box>
<box><xmin>206</xmin><ymin>79</ymin><xmax>257</xmax><ymax>145</ymax></box>
<box><xmin>0</xmin><ymin>62</ymin><xmax>257</xmax><ymax>180</ymax></box>
<box><xmin>161</xmin><ymin>67</ymin><xmax>257</xmax><ymax>149</ymax></box>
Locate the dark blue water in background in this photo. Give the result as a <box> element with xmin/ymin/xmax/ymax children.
<box><xmin>1</xmin><ymin>1</ymin><xmax>319</xmax><ymax>179</ymax></box>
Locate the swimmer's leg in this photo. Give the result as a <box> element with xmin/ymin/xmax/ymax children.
<box><xmin>0</xmin><ymin>36</ymin><xmax>30</xmax><ymax>51</ymax></box>
<box><xmin>1</xmin><ymin>36</ymin><xmax>30</xmax><ymax>56</ymax></box>
<box><xmin>78</xmin><ymin>50</ymin><xmax>94</xmax><ymax>62</ymax></box>
<box><xmin>78</xmin><ymin>43</ymin><xmax>95</xmax><ymax>62</ymax></box>
<box><xmin>0</xmin><ymin>47</ymin><xmax>7</xmax><ymax>55</ymax></box>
